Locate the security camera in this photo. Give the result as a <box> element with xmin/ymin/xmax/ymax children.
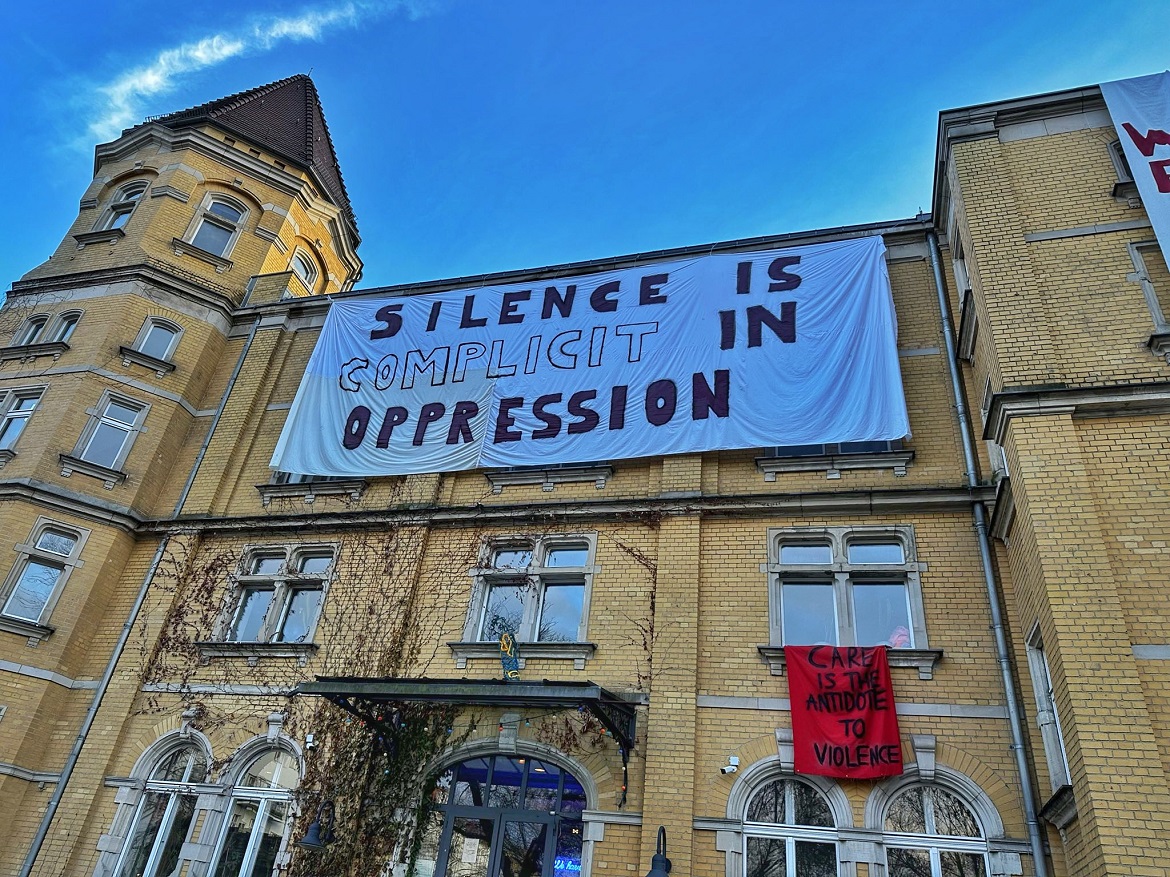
<box><xmin>720</xmin><ymin>756</ymin><xmax>740</xmax><ymax>775</ymax></box>
<box><xmin>305</xmin><ymin>733</ymin><xmax>317</xmax><ymax>751</ymax></box>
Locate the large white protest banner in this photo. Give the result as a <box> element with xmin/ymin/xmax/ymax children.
<box><xmin>1102</xmin><ymin>72</ymin><xmax>1170</xmax><ymax>259</ymax></box>
<box><xmin>271</xmin><ymin>235</ymin><xmax>909</xmax><ymax>476</ymax></box>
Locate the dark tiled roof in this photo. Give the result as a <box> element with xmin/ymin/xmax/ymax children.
<box><xmin>142</xmin><ymin>75</ymin><xmax>358</xmax><ymax>236</ymax></box>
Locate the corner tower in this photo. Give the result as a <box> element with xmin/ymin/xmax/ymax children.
<box><xmin>0</xmin><ymin>76</ymin><xmax>360</xmax><ymax>875</ymax></box>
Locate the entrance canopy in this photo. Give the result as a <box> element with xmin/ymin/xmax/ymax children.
<box><xmin>296</xmin><ymin>677</ymin><xmax>638</xmax><ymax>756</ymax></box>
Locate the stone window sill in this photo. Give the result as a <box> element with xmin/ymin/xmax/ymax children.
<box><xmin>171</xmin><ymin>238</ymin><xmax>233</xmax><ymax>273</ymax></box>
<box><xmin>256</xmin><ymin>479</ymin><xmax>368</xmax><ymax>506</ymax></box>
<box><xmin>0</xmin><ymin>449</ymin><xmax>15</xmax><ymax>469</ymax></box>
<box><xmin>196</xmin><ymin>641</ymin><xmax>319</xmax><ymax>667</ymax></box>
<box><xmin>0</xmin><ymin>341</ymin><xmax>70</xmax><ymax>364</ymax></box>
<box><xmin>1038</xmin><ymin>784</ymin><xmax>1077</xmax><ymax>829</ymax></box>
<box><xmin>118</xmin><ymin>346</ymin><xmax>176</xmax><ymax>376</ymax></box>
<box><xmin>448</xmin><ymin>641</ymin><xmax>596</xmax><ymax>670</ymax></box>
<box><xmin>59</xmin><ymin>454</ymin><xmax>127</xmax><ymax>489</ymax></box>
<box><xmin>756</xmin><ymin>450</ymin><xmax>914</xmax><ymax>481</ymax></box>
<box><xmin>484</xmin><ymin>464</ymin><xmax>613</xmax><ymax>495</ymax></box>
<box><xmin>0</xmin><ymin>614</ymin><xmax>54</xmax><ymax>642</ymax></box>
<box><xmin>73</xmin><ymin>227</ymin><xmax>126</xmax><ymax>249</ymax></box>
<box><xmin>1112</xmin><ymin>179</ymin><xmax>1141</xmax><ymax>206</ymax></box>
<box><xmin>1148</xmin><ymin>332</ymin><xmax>1170</xmax><ymax>366</ymax></box>
<box><xmin>756</xmin><ymin>645</ymin><xmax>943</xmax><ymax>680</ymax></box>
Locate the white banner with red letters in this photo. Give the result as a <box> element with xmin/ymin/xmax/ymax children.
<box><xmin>1102</xmin><ymin>72</ymin><xmax>1170</xmax><ymax>259</ymax></box>
<box><xmin>271</xmin><ymin>236</ymin><xmax>908</xmax><ymax>477</ymax></box>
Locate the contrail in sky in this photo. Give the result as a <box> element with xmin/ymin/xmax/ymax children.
<box><xmin>86</xmin><ymin>2</ymin><xmax>429</xmax><ymax>142</ymax></box>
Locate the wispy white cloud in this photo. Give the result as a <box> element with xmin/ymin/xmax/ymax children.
<box><xmin>85</xmin><ymin>1</ymin><xmax>431</xmax><ymax>142</ymax></box>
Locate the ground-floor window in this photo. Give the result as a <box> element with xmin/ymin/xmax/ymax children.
<box><xmin>743</xmin><ymin>777</ymin><xmax>839</xmax><ymax>877</ymax></box>
<box><xmin>207</xmin><ymin>749</ymin><xmax>299</xmax><ymax>877</ymax></box>
<box><xmin>883</xmin><ymin>785</ymin><xmax>989</xmax><ymax>877</ymax></box>
<box><xmin>415</xmin><ymin>754</ymin><xmax>588</xmax><ymax>877</ymax></box>
<box><xmin>113</xmin><ymin>743</ymin><xmax>208</xmax><ymax>877</ymax></box>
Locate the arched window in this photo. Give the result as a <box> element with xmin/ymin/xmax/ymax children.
<box><xmin>208</xmin><ymin>749</ymin><xmax>299</xmax><ymax>877</ymax></box>
<box><xmin>290</xmin><ymin>251</ymin><xmax>318</xmax><ymax>290</ymax></box>
<box><xmin>13</xmin><ymin>315</ymin><xmax>49</xmax><ymax>346</ymax></box>
<box><xmin>416</xmin><ymin>753</ymin><xmax>589</xmax><ymax>877</ymax></box>
<box><xmin>112</xmin><ymin>743</ymin><xmax>208</xmax><ymax>877</ymax></box>
<box><xmin>48</xmin><ymin>311</ymin><xmax>81</xmax><ymax>344</ymax></box>
<box><xmin>744</xmin><ymin>778</ymin><xmax>838</xmax><ymax>877</ymax></box>
<box><xmin>99</xmin><ymin>181</ymin><xmax>148</xmax><ymax>231</ymax></box>
<box><xmin>883</xmin><ymin>785</ymin><xmax>989</xmax><ymax>877</ymax></box>
<box><xmin>134</xmin><ymin>318</ymin><xmax>182</xmax><ymax>362</ymax></box>
<box><xmin>190</xmin><ymin>196</ymin><xmax>247</xmax><ymax>257</ymax></box>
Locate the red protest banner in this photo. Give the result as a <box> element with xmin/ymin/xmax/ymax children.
<box><xmin>785</xmin><ymin>645</ymin><xmax>903</xmax><ymax>779</ymax></box>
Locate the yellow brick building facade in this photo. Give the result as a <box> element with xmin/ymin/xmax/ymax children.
<box><xmin>1</xmin><ymin>75</ymin><xmax>1167</xmax><ymax>877</ymax></box>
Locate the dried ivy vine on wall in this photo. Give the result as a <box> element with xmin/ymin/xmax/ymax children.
<box><xmin>137</xmin><ymin>503</ymin><xmax>662</xmax><ymax>874</ymax></box>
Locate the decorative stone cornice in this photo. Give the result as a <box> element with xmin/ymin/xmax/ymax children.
<box><xmin>145</xmin><ymin>484</ymin><xmax>998</xmax><ymax>536</ymax></box>
<box><xmin>0</xmin><ymin>479</ymin><xmax>142</xmax><ymax>531</ymax></box>
<box><xmin>983</xmin><ymin>382</ymin><xmax>1170</xmax><ymax>445</ymax></box>
<box><xmin>9</xmin><ymin>260</ymin><xmax>239</xmax><ymax>321</ymax></box>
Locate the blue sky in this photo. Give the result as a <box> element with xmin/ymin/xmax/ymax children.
<box><xmin>2</xmin><ymin>1</ymin><xmax>1168</xmax><ymax>292</ymax></box>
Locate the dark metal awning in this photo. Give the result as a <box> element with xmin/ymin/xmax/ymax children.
<box><xmin>296</xmin><ymin>676</ymin><xmax>638</xmax><ymax>756</ymax></box>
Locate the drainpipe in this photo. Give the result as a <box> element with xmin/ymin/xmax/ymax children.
<box><xmin>925</xmin><ymin>228</ymin><xmax>1049</xmax><ymax>877</ymax></box>
<box><xmin>19</xmin><ymin>318</ymin><xmax>261</xmax><ymax>877</ymax></box>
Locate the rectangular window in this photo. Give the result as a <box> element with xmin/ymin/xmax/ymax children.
<box><xmin>80</xmin><ymin>396</ymin><xmax>146</xmax><ymax>469</ymax></box>
<box><xmin>767</xmin><ymin>440</ymin><xmax>903</xmax><ymax>458</ymax></box>
<box><xmin>0</xmin><ymin>519</ymin><xmax>89</xmax><ymax>629</ymax></box>
<box><xmin>768</xmin><ymin>526</ymin><xmax>925</xmax><ymax>650</ymax></box>
<box><xmin>469</xmin><ymin>537</ymin><xmax>594</xmax><ymax>644</ymax></box>
<box><xmin>0</xmin><ymin>390</ymin><xmax>43</xmax><ymax>450</ymax></box>
<box><xmin>1027</xmin><ymin>628</ymin><xmax>1071</xmax><ymax>790</ymax></box>
<box><xmin>224</xmin><ymin>548</ymin><xmax>334</xmax><ymax>644</ymax></box>
<box><xmin>1130</xmin><ymin>241</ymin><xmax>1170</xmax><ymax>332</ymax></box>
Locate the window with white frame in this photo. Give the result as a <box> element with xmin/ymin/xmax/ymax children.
<box><xmin>1129</xmin><ymin>241</ymin><xmax>1170</xmax><ymax>333</ymax></box>
<box><xmin>98</xmin><ymin>181</ymin><xmax>148</xmax><ymax>231</ymax></box>
<box><xmin>225</xmin><ymin>547</ymin><xmax>334</xmax><ymax>644</ymax></box>
<box><xmin>133</xmin><ymin>318</ymin><xmax>182</xmax><ymax>362</ymax></box>
<box><xmin>207</xmin><ymin>749</ymin><xmax>299</xmax><ymax>877</ymax></box>
<box><xmin>12</xmin><ymin>314</ymin><xmax>49</xmax><ymax>346</ymax></box>
<box><xmin>1026</xmin><ymin>628</ymin><xmax>1071</xmax><ymax>790</ymax></box>
<box><xmin>0</xmin><ymin>389</ymin><xmax>43</xmax><ymax>451</ymax></box>
<box><xmin>766</xmin><ymin>440</ymin><xmax>903</xmax><ymax>458</ymax></box>
<box><xmin>47</xmin><ymin>311</ymin><xmax>81</xmax><ymax>343</ymax></box>
<box><xmin>743</xmin><ymin>777</ymin><xmax>839</xmax><ymax>877</ymax></box>
<box><xmin>468</xmin><ymin>537</ymin><xmax>594</xmax><ymax>644</ymax></box>
<box><xmin>0</xmin><ymin>518</ymin><xmax>88</xmax><ymax>628</ymax></box>
<box><xmin>272</xmin><ymin>471</ymin><xmax>346</xmax><ymax>485</ymax></box>
<box><xmin>1109</xmin><ymin>139</ymin><xmax>1134</xmax><ymax>184</ymax></box>
<box><xmin>189</xmin><ymin>195</ymin><xmax>247</xmax><ymax>257</ymax></box>
<box><xmin>76</xmin><ymin>393</ymin><xmax>148</xmax><ymax>470</ymax></box>
<box><xmin>290</xmin><ymin>250</ymin><xmax>318</xmax><ymax>290</ymax></box>
<box><xmin>111</xmin><ymin>743</ymin><xmax>208</xmax><ymax>877</ymax></box>
<box><xmin>767</xmin><ymin>527</ymin><xmax>926</xmax><ymax>649</ymax></box>
<box><xmin>882</xmin><ymin>785</ymin><xmax>990</xmax><ymax>877</ymax></box>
